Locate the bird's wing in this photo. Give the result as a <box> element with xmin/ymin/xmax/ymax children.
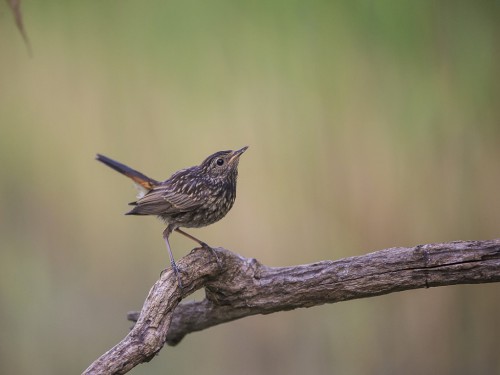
<box><xmin>127</xmin><ymin>187</ymin><xmax>203</xmax><ymax>215</ymax></box>
<box><xmin>162</xmin><ymin>190</ymin><xmax>204</xmax><ymax>211</ymax></box>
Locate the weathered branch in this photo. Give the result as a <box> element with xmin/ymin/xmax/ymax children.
<box><xmin>84</xmin><ymin>239</ymin><xmax>500</xmax><ymax>375</ymax></box>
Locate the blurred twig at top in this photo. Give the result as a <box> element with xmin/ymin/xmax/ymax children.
<box><xmin>6</xmin><ymin>0</ymin><xmax>32</xmax><ymax>56</ymax></box>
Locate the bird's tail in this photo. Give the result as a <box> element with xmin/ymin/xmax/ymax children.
<box><xmin>96</xmin><ymin>154</ymin><xmax>159</xmax><ymax>193</ymax></box>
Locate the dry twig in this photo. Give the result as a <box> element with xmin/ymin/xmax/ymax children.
<box><xmin>6</xmin><ymin>0</ymin><xmax>32</xmax><ymax>56</ymax></box>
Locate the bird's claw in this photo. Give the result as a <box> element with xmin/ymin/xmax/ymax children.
<box><xmin>160</xmin><ymin>262</ymin><xmax>186</xmax><ymax>291</ymax></box>
<box><xmin>200</xmin><ymin>242</ymin><xmax>223</xmax><ymax>270</ymax></box>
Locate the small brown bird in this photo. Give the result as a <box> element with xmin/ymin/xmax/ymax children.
<box><xmin>96</xmin><ymin>147</ymin><xmax>248</xmax><ymax>287</ymax></box>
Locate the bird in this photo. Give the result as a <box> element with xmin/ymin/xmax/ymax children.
<box><xmin>96</xmin><ymin>146</ymin><xmax>248</xmax><ymax>288</ymax></box>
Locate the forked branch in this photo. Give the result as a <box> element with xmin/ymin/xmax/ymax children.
<box><xmin>83</xmin><ymin>239</ymin><xmax>500</xmax><ymax>374</ymax></box>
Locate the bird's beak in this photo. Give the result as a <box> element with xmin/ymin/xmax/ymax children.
<box><xmin>229</xmin><ymin>146</ymin><xmax>249</xmax><ymax>163</ymax></box>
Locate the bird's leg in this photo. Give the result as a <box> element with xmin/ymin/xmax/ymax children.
<box><xmin>163</xmin><ymin>225</ymin><xmax>183</xmax><ymax>289</ymax></box>
<box><xmin>175</xmin><ymin>228</ymin><xmax>223</xmax><ymax>269</ymax></box>
<box><xmin>175</xmin><ymin>228</ymin><xmax>209</xmax><ymax>248</ymax></box>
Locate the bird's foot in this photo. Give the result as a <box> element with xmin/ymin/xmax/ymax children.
<box><xmin>160</xmin><ymin>261</ymin><xmax>186</xmax><ymax>290</ymax></box>
<box><xmin>200</xmin><ymin>242</ymin><xmax>223</xmax><ymax>270</ymax></box>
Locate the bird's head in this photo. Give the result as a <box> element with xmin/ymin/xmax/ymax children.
<box><xmin>200</xmin><ymin>146</ymin><xmax>248</xmax><ymax>180</ymax></box>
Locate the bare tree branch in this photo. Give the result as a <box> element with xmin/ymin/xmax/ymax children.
<box><xmin>83</xmin><ymin>239</ymin><xmax>500</xmax><ymax>374</ymax></box>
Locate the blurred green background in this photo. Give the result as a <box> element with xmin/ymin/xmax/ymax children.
<box><xmin>1</xmin><ymin>1</ymin><xmax>499</xmax><ymax>374</ymax></box>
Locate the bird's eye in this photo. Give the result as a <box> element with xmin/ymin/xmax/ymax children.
<box><xmin>216</xmin><ymin>158</ymin><xmax>224</xmax><ymax>166</ymax></box>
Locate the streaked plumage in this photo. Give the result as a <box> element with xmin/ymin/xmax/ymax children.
<box><xmin>96</xmin><ymin>147</ymin><xmax>248</xmax><ymax>288</ymax></box>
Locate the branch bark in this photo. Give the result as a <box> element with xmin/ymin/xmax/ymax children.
<box><xmin>83</xmin><ymin>239</ymin><xmax>500</xmax><ymax>374</ymax></box>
